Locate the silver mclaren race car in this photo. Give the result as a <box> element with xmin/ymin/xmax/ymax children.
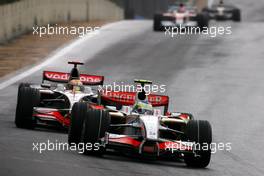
<box><xmin>202</xmin><ymin>0</ymin><xmax>241</xmax><ymax>22</ymax></box>
<box><xmin>69</xmin><ymin>80</ymin><xmax>213</xmax><ymax>168</ymax></box>
<box><xmin>15</xmin><ymin>61</ymin><xmax>104</xmax><ymax>130</ymax></box>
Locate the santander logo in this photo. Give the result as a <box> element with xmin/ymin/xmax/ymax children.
<box><xmin>102</xmin><ymin>91</ymin><xmax>164</xmax><ymax>104</ymax></box>
<box><xmin>149</xmin><ymin>96</ymin><xmax>162</xmax><ymax>103</ymax></box>
<box><xmin>103</xmin><ymin>91</ymin><xmax>135</xmax><ymax>101</ymax></box>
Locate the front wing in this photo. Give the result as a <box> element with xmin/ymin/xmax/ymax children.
<box><xmin>105</xmin><ymin>134</ymin><xmax>194</xmax><ymax>157</ymax></box>
<box><xmin>33</xmin><ymin>107</ymin><xmax>70</xmax><ymax>128</ymax></box>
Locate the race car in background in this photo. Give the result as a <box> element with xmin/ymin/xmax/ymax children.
<box><xmin>69</xmin><ymin>80</ymin><xmax>213</xmax><ymax>168</ymax></box>
<box><xmin>15</xmin><ymin>61</ymin><xmax>104</xmax><ymax>129</ymax></box>
<box><xmin>153</xmin><ymin>2</ymin><xmax>209</xmax><ymax>31</ymax></box>
<box><xmin>202</xmin><ymin>0</ymin><xmax>241</xmax><ymax>22</ymax></box>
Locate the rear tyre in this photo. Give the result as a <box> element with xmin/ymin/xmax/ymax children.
<box><xmin>197</xmin><ymin>13</ymin><xmax>209</xmax><ymax>30</ymax></box>
<box><xmin>82</xmin><ymin>109</ymin><xmax>110</xmax><ymax>155</ymax></box>
<box><xmin>232</xmin><ymin>9</ymin><xmax>241</xmax><ymax>22</ymax></box>
<box><xmin>202</xmin><ymin>8</ymin><xmax>213</xmax><ymax>20</ymax></box>
<box><xmin>18</xmin><ymin>82</ymin><xmax>30</xmax><ymax>90</ymax></box>
<box><xmin>202</xmin><ymin>7</ymin><xmax>209</xmax><ymax>13</ymax></box>
<box><xmin>153</xmin><ymin>14</ymin><xmax>163</xmax><ymax>31</ymax></box>
<box><xmin>125</xmin><ymin>8</ymin><xmax>135</xmax><ymax>19</ymax></box>
<box><xmin>184</xmin><ymin>120</ymin><xmax>212</xmax><ymax>168</ymax></box>
<box><xmin>68</xmin><ymin>102</ymin><xmax>88</xmax><ymax>145</ymax></box>
<box><xmin>15</xmin><ymin>87</ymin><xmax>40</xmax><ymax>129</ymax></box>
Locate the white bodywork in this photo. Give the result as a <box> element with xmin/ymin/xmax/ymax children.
<box><xmin>140</xmin><ymin>115</ymin><xmax>160</xmax><ymax>140</ymax></box>
<box><xmin>37</xmin><ymin>84</ymin><xmax>94</xmax><ymax>109</ymax></box>
<box><xmin>63</xmin><ymin>90</ymin><xmax>93</xmax><ymax>108</ymax></box>
<box><xmin>217</xmin><ymin>7</ymin><xmax>225</xmax><ymax>16</ymax></box>
<box><xmin>162</xmin><ymin>11</ymin><xmax>197</xmax><ymax>27</ymax></box>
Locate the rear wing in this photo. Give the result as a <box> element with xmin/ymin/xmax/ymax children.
<box><xmin>42</xmin><ymin>71</ymin><xmax>104</xmax><ymax>85</ymax></box>
<box><xmin>100</xmin><ymin>90</ymin><xmax>169</xmax><ymax>114</ymax></box>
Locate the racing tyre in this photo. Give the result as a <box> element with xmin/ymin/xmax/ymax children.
<box><xmin>153</xmin><ymin>14</ymin><xmax>163</xmax><ymax>31</ymax></box>
<box><xmin>18</xmin><ymin>82</ymin><xmax>30</xmax><ymax>90</ymax></box>
<box><xmin>17</xmin><ymin>82</ymin><xmax>31</xmax><ymax>100</ymax></box>
<box><xmin>184</xmin><ymin>120</ymin><xmax>212</xmax><ymax>168</ymax></box>
<box><xmin>15</xmin><ymin>87</ymin><xmax>40</xmax><ymax>129</ymax></box>
<box><xmin>125</xmin><ymin>8</ymin><xmax>135</xmax><ymax>19</ymax></box>
<box><xmin>202</xmin><ymin>8</ymin><xmax>213</xmax><ymax>20</ymax></box>
<box><xmin>202</xmin><ymin>7</ymin><xmax>209</xmax><ymax>13</ymax></box>
<box><xmin>197</xmin><ymin>13</ymin><xmax>209</xmax><ymax>30</ymax></box>
<box><xmin>232</xmin><ymin>9</ymin><xmax>241</xmax><ymax>22</ymax></box>
<box><xmin>68</xmin><ymin>102</ymin><xmax>88</xmax><ymax>145</ymax></box>
<box><xmin>82</xmin><ymin>109</ymin><xmax>110</xmax><ymax>155</ymax></box>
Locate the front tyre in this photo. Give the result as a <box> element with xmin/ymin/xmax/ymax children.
<box><xmin>68</xmin><ymin>102</ymin><xmax>88</xmax><ymax>145</ymax></box>
<box><xmin>184</xmin><ymin>120</ymin><xmax>212</xmax><ymax>168</ymax></box>
<box><xmin>15</xmin><ymin>87</ymin><xmax>40</xmax><ymax>129</ymax></box>
<box><xmin>82</xmin><ymin>109</ymin><xmax>110</xmax><ymax>155</ymax></box>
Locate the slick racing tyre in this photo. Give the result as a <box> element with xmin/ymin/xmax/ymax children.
<box><xmin>202</xmin><ymin>7</ymin><xmax>209</xmax><ymax>13</ymax></box>
<box><xmin>197</xmin><ymin>13</ymin><xmax>209</xmax><ymax>30</ymax></box>
<box><xmin>68</xmin><ymin>102</ymin><xmax>89</xmax><ymax>145</ymax></box>
<box><xmin>184</xmin><ymin>120</ymin><xmax>212</xmax><ymax>168</ymax></box>
<box><xmin>153</xmin><ymin>14</ymin><xmax>163</xmax><ymax>31</ymax></box>
<box><xmin>82</xmin><ymin>109</ymin><xmax>110</xmax><ymax>155</ymax></box>
<box><xmin>15</xmin><ymin>87</ymin><xmax>40</xmax><ymax>129</ymax></box>
<box><xmin>17</xmin><ymin>82</ymin><xmax>31</xmax><ymax>102</ymax></box>
<box><xmin>125</xmin><ymin>8</ymin><xmax>135</xmax><ymax>19</ymax></box>
<box><xmin>18</xmin><ymin>82</ymin><xmax>30</xmax><ymax>90</ymax></box>
<box><xmin>232</xmin><ymin>9</ymin><xmax>241</xmax><ymax>22</ymax></box>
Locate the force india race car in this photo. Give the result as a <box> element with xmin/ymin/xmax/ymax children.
<box><xmin>202</xmin><ymin>0</ymin><xmax>241</xmax><ymax>22</ymax></box>
<box><xmin>153</xmin><ymin>3</ymin><xmax>209</xmax><ymax>31</ymax></box>
<box><xmin>15</xmin><ymin>61</ymin><xmax>104</xmax><ymax>129</ymax></box>
<box><xmin>69</xmin><ymin>80</ymin><xmax>213</xmax><ymax>168</ymax></box>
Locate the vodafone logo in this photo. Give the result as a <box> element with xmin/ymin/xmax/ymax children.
<box><xmin>79</xmin><ymin>76</ymin><xmax>101</xmax><ymax>83</ymax></box>
<box><xmin>45</xmin><ymin>72</ymin><xmax>69</xmax><ymax>80</ymax></box>
<box><xmin>44</xmin><ymin>71</ymin><xmax>103</xmax><ymax>84</ymax></box>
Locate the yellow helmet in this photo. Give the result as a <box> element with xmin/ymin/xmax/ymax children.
<box><xmin>67</xmin><ymin>79</ymin><xmax>83</xmax><ymax>91</ymax></box>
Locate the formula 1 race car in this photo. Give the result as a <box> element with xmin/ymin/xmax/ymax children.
<box><xmin>15</xmin><ymin>61</ymin><xmax>104</xmax><ymax>129</ymax></box>
<box><xmin>153</xmin><ymin>2</ymin><xmax>209</xmax><ymax>31</ymax></box>
<box><xmin>69</xmin><ymin>80</ymin><xmax>212</xmax><ymax>168</ymax></box>
<box><xmin>202</xmin><ymin>0</ymin><xmax>241</xmax><ymax>22</ymax></box>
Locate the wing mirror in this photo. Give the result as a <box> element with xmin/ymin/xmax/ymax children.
<box><xmin>41</xmin><ymin>83</ymin><xmax>51</xmax><ymax>89</ymax></box>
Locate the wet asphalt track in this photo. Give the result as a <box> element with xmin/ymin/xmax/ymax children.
<box><xmin>1</xmin><ymin>0</ymin><xmax>264</xmax><ymax>175</ymax></box>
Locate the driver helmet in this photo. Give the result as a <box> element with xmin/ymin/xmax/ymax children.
<box><xmin>132</xmin><ymin>100</ymin><xmax>154</xmax><ymax>115</ymax></box>
<box><xmin>178</xmin><ymin>3</ymin><xmax>186</xmax><ymax>13</ymax></box>
<box><xmin>67</xmin><ymin>79</ymin><xmax>83</xmax><ymax>92</ymax></box>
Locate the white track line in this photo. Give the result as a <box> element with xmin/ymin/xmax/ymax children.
<box><xmin>0</xmin><ymin>22</ymin><xmax>118</xmax><ymax>90</ymax></box>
